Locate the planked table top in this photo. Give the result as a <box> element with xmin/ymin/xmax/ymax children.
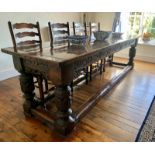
<box><xmin>1</xmin><ymin>36</ymin><xmax>138</xmax><ymax>85</ymax></box>
<box><xmin>1</xmin><ymin>36</ymin><xmax>138</xmax><ymax>65</ymax></box>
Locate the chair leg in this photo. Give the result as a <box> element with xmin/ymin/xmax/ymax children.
<box><xmin>90</xmin><ymin>64</ymin><xmax>93</xmax><ymax>81</ymax></box>
<box><xmin>44</xmin><ymin>79</ymin><xmax>48</xmax><ymax>93</ymax></box>
<box><xmin>37</xmin><ymin>76</ymin><xmax>44</xmax><ymax>101</ymax></box>
<box><xmin>109</xmin><ymin>54</ymin><xmax>114</xmax><ymax>66</ymax></box>
<box><xmin>103</xmin><ymin>58</ymin><xmax>106</xmax><ymax>72</ymax></box>
<box><xmin>86</xmin><ymin>66</ymin><xmax>89</xmax><ymax>84</ymax></box>
<box><xmin>70</xmin><ymin>81</ymin><xmax>73</xmax><ymax>92</ymax></box>
<box><xmin>100</xmin><ymin>59</ymin><xmax>103</xmax><ymax>75</ymax></box>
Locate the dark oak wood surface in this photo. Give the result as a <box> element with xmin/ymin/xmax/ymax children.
<box><xmin>48</xmin><ymin>22</ymin><xmax>70</xmax><ymax>48</ymax></box>
<box><xmin>8</xmin><ymin>21</ymin><xmax>42</xmax><ymax>49</ymax></box>
<box><xmin>0</xmin><ymin>59</ymin><xmax>154</xmax><ymax>141</ymax></box>
<box><xmin>1</xmin><ymin>37</ymin><xmax>137</xmax><ymax>63</ymax></box>
<box><xmin>89</xmin><ymin>22</ymin><xmax>104</xmax><ymax>80</ymax></box>
<box><xmin>1</xmin><ymin>37</ymin><xmax>137</xmax><ymax>85</ymax></box>
<box><xmin>1</xmin><ymin>36</ymin><xmax>138</xmax><ymax>135</ymax></box>
<box><xmin>8</xmin><ymin>21</ymin><xmax>52</xmax><ymax>102</ymax></box>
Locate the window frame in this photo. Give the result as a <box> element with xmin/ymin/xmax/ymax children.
<box><xmin>121</xmin><ymin>12</ymin><xmax>155</xmax><ymax>39</ymax></box>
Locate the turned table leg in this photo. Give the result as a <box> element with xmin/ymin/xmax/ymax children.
<box><xmin>19</xmin><ymin>73</ymin><xmax>35</xmax><ymax>117</ymax></box>
<box><xmin>54</xmin><ymin>84</ymin><xmax>75</xmax><ymax>135</ymax></box>
<box><xmin>128</xmin><ymin>45</ymin><xmax>136</xmax><ymax>68</ymax></box>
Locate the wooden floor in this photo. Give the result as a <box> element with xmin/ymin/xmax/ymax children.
<box><xmin>0</xmin><ymin>58</ymin><xmax>155</xmax><ymax>142</ymax></box>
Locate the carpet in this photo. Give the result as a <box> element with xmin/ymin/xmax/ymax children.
<box><xmin>135</xmin><ymin>96</ymin><xmax>155</xmax><ymax>142</ymax></box>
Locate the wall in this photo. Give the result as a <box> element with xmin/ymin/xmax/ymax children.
<box><xmin>87</xmin><ymin>12</ymin><xmax>155</xmax><ymax>63</ymax></box>
<box><xmin>1</xmin><ymin>12</ymin><xmax>155</xmax><ymax>80</ymax></box>
<box><xmin>88</xmin><ymin>12</ymin><xmax>115</xmax><ymax>31</ymax></box>
<box><xmin>115</xmin><ymin>44</ymin><xmax>155</xmax><ymax>63</ymax></box>
<box><xmin>0</xmin><ymin>12</ymin><xmax>82</xmax><ymax>80</ymax></box>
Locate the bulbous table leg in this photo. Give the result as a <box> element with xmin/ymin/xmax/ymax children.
<box><xmin>19</xmin><ymin>73</ymin><xmax>35</xmax><ymax>117</ymax></box>
<box><xmin>54</xmin><ymin>84</ymin><xmax>75</xmax><ymax>135</ymax></box>
<box><xmin>128</xmin><ymin>45</ymin><xmax>136</xmax><ymax>68</ymax></box>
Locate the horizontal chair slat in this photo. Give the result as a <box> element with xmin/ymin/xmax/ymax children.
<box><xmin>54</xmin><ymin>36</ymin><xmax>68</xmax><ymax>41</ymax></box>
<box><xmin>51</xmin><ymin>23</ymin><xmax>68</xmax><ymax>28</ymax></box>
<box><xmin>53</xmin><ymin>30</ymin><xmax>69</xmax><ymax>35</ymax></box>
<box><xmin>17</xmin><ymin>44</ymin><xmax>41</xmax><ymax>50</ymax></box>
<box><xmin>17</xmin><ymin>40</ymin><xmax>41</xmax><ymax>46</ymax></box>
<box><xmin>53</xmin><ymin>40</ymin><xmax>68</xmax><ymax>44</ymax></box>
<box><xmin>15</xmin><ymin>32</ymin><xmax>39</xmax><ymax>38</ymax></box>
<box><xmin>13</xmin><ymin>23</ymin><xmax>37</xmax><ymax>29</ymax></box>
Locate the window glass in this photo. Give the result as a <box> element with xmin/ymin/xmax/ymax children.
<box><xmin>121</xmin><ymin>12</ymin><xmax>155</xmax><ymax>39</ymax></box>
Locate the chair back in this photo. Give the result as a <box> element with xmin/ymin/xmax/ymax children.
<box><xmin>48</xmin><ymin>22</ymin><xmax>70</xmax><ymax>48</ymax></box>
<box><xmin>89</xmin><ymin>22</ymin><xmax>100</xmax><ymax>36</ymax></box>
<box><xmin>73</xmin><ymin>22</ymin><xmax>87</xmax><ymax>36</ymax></box>
<box><xmin>8</xmin><ymin>21</ymin><xmax>42</xmax><ymax>50</ymax></box>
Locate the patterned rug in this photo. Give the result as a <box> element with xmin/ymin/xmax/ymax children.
<box><xmin>136</xmin><ymin>96</ymin><xmax>155</xmax><ymax>142</ymax></box>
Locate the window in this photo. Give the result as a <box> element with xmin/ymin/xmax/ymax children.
<box><xmin>128</xmin><ymin>12</ymin><xmax>142</xmax><ymax>35</ymax></box>
<box><xmin>143</xmin><ymin>13</ymin><xmax>155</xmax><ymax>38</ymax></box>
<box><xmin>120</xmin><ymin>12</ymin><xmax>155</xmax><ymax>39</ymax></box>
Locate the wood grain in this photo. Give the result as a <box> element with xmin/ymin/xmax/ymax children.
<box><xmin>0</xmin><ymin>58</ymin><xmax>155</xmax><ymax>141</ymax></box>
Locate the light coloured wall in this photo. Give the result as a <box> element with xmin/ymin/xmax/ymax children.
<box><xmin>115</xmin><ymin>44</ymin><xmax>155</xmax><ymax>63</ymax></box>
<box><xmin>93</xmin><ymin>12</ymin><xmax>115</xmax><ymax>31</ymax></box>
<box><xmin>0</xmin><ymin>12</ymin><xmax>82</xmax><ymax>73</ymax></box>
<box><xmin>85</xmin><ymin>12</ymin><xmax>96</xmax><ymax>23</ymax></box>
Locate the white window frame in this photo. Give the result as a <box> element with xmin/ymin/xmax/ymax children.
<box><xmin>121</xmin><ymin>12</ymin><xmax>155</xmax><ymax>39</ymax></box>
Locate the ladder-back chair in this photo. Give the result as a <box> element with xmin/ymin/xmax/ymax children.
<box><xmin>89</xmin><ymin>22</ymin><xmax>106</xmax><ymax>80</ymax></box>
<box><xmin>8</xmin><ymin>21</ymin><xmax>50</xmax><ymax>102</ymax></box>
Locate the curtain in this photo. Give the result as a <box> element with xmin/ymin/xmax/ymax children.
<box><xmin>112</xmin><ymin>12</ymin><xmax>121</xmax><ymax>32</ymax></box>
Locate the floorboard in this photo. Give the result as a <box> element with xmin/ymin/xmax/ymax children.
<box><xmin>0</xmin><ymin>58</ymin><xmax>155</xmax><ymax>141</ymax></box>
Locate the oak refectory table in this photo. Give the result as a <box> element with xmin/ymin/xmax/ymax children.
<box><xmin>1</xmin><ymin>36</ymin><xmax>138</xmax><ymax>135</ymax></box>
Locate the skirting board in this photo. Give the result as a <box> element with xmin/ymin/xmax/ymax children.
<box><xmin>0</xmin><ymin>69</ymin><xmax>19</xmax><ymax>81</ymax></box>
<box><xmin>115</xmin><ymin>53</ymin><xmax>155</xmax><ymax>63</ymax></box>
